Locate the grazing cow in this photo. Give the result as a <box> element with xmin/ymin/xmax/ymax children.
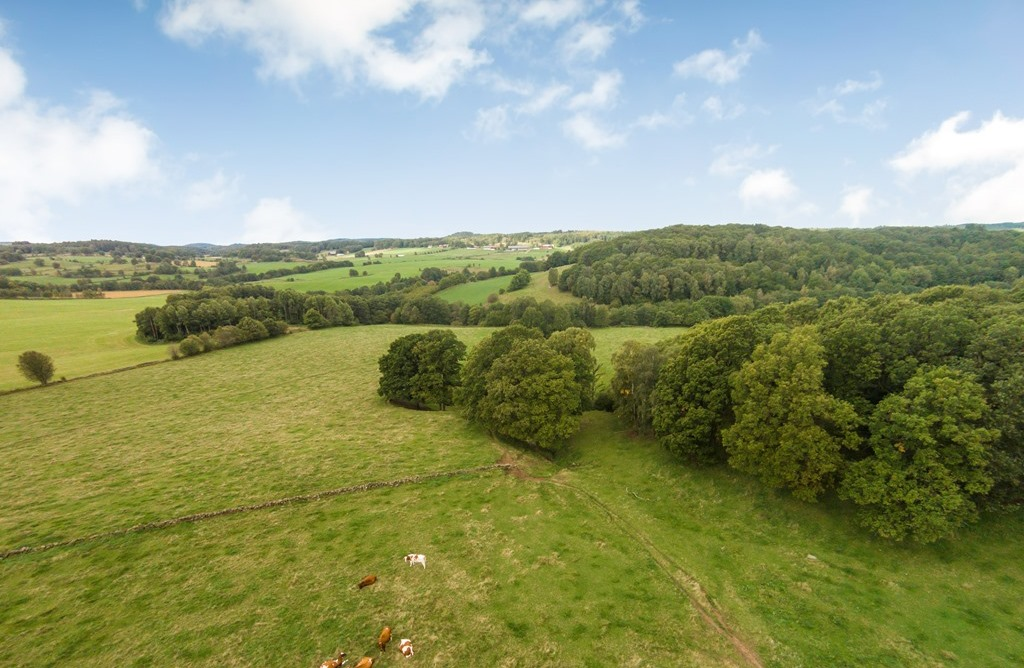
<box><xmin>353</xmin><ymin>657</ymin><xmax>374</xmax><ymax>668</ymax></box>
<box><xmin>399</xmin><ymin>639</ymin><xmax>414</xmax><ymax>657</ymax></box>
<box><xmin>357</xmin><ymin>574</ymin><xmax>377</xmax><ymax>589</ymax></box>
<box><xmin>319</xmin><ymin>652</ymin><xmax>346</xmax><ymax>668</ymax></box>
<box><xmin>403</xmin><ymin>553</ymin><xmax>427</xmax><ymax>568</ymax></box>
<box><xmin>378</xmin><ymin>626</ymin><xmax>392</xmax><ymax>652</ymax></box>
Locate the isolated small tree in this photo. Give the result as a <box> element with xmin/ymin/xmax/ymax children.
<box><xmin>18</xmin><ymin>351</ymin><xmax>56</xmax><ymax>385</ymax></box>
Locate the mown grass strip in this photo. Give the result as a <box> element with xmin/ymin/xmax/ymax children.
<box><xmin>0</xmin><ymin>464</ymin><xmax>511</xmax><ymax>561</ymax></box>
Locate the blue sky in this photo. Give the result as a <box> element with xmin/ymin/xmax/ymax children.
<box><xmin>0</xmin><ymin>1</ymin><xmax>1022</xmax><ymax>245</ymax></box>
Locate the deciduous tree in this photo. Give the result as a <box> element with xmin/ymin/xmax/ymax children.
<box><xmin>18</xmin><ymin>350</ymin><xmax>56</xmax><ymax>385</ymax></box>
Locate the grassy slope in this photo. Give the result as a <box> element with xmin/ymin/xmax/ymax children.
<box><xmin>0</xmin><ymin>297</ymin><xmax>169</xmax><ymax>391</ymax></box>
<box><xmin>435</xmin><ymin>271</ymin><xmax>582</xmax><ymax>307</ymax></box>
<box><xmin>1</xmin><ymin>325</ymin><xmax>1020</xmax><ymax>666</ymax></box>
<box><xmin>0</xmin><ymin>325</ymin><xmax>739</xmax><ymax>667</ymax></box>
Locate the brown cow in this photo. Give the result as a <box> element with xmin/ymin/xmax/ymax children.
<box><xmin>378</xmin><ymin>626</ymin><xmax>392</xmax><ymax>652</ymax></box>
<box><xmin>357</xmin><ymin>574</ymin><xmax>377</xmax><ymax>589</ymax></box>
<box><xmin>353</xmin><ymin>657</ymin><xmax>374</xmax><ymax>668</ymax></box>
<box><xmin>319</xmin><ymin>652</ymin><xmax>346</xmax><ymax>668</ymax></box>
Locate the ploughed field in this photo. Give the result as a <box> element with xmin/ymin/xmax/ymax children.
<box><xmin>1</xmin><ymin>325</ymin><xmax>1022</xmax><ymax>666</ymax></box>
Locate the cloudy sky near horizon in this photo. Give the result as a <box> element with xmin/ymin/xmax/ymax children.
<box><xmin>0</xmin><ymin>1</ymin><xmax>1022</xmax><ymax>244</ymax></box>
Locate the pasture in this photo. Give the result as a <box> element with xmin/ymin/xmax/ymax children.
<box><xmin>1</xmin><ymin>324</ymin><xmax>1021</xmax><ymax>666</ymax></box>
<box><xmin>0</xmin><ymin>296</ymin><xmax>169</xmax><ymax>391</ymax></box>
<box><xmin>258</xmin><ymin>248</ymin><xmax>532</xmax><ymax>292</ymax></box>
<box><xmin>434</xmin><ymin>270</ymin><xmax>582</xmax><ymax>307</ymax></box>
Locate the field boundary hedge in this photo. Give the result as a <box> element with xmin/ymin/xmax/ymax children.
<box><xmin>0</xmin><ymin>463</ymin><xmax>512</xmax><ymax>561</ymax></box>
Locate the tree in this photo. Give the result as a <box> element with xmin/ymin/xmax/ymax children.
<box><xmin>723</xmin><ymin>326</ymin><xmax>861</xmax><ymax>502</ymax></box>
<box><xmin>508</xmin><ymin>269</ymin><xmax>531</xmax><ymax>291</ymax></box>
<box><xmin>840</xmin><ymin>367</ymin><xmax>997</xmax><ymax>542</ymax></box>
<box><xmin>547</xmin><ymin>327</ymin><xmax>598</xmax><ymax>410</ymax></box>
<box><xmin>378</xmin><ymin>330</ymin><xmax>466</xmax><ymax>410</ymax></box>
<box><xmin>458</xmin><ymin>325</ymin><xmax>544</xmax><ymax>422</ymax></box>
<box><xmin>18</xmin><ymin>351</ymin><xmax>56</xmax><ymax>385</ymax></box>
<box><xmin>610</xmin><ymin>340</ymin><xmax>667</xmax><ymax>433</ymax></box>
<box><xmin>303</xmin><ymin>307</ymin><xmax>329</xmax><ymax>329</ymax></box>
<box><xmin>476</xmin><ymin>338</ymin><xmax>581</xmax><ymax>451</ymax></box>
<box><xmin>652</xmin><ymin>314</ymin><xmax>778</xmax><ymax>464</ymax></box>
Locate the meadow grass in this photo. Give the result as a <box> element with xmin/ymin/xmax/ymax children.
<box><xmin>0</xmin><ymin>296</ymin><xmax>169</xmax><ymax>391</ymax></box>
<box><xmin>559</xmin><ymin>413</ymin><xmax>1024</xmax><ymax>667</ymax></box>
<box><xmin>258</xmin><ymin>249</ymin><xmax>525</xmax><ymax>292</ymax></box>
<box><xmin>435</xmin><ymin>271</ymin><xmax>582</xmax><ymax>308</ymax></box>
<box><xmin>1</xmin><ymin>324</ymin><xmax>1019</xmax><ymax>666</ymax></box>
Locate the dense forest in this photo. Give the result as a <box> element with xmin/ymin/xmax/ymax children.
<box><xmin>557</xmin><ymin>224</ymin><xmax>1024</xmax><ymax>306</ymax></box>
<box><xmin>609</xmin><ymin>284</ymin><xmax>1024</xmax><ymax>542</ymax></box>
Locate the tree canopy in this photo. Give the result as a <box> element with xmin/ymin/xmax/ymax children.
<box><xmin>378</xmin><ymin>330</ymin><xmax>466</xmax><ymax>410</ymax></box>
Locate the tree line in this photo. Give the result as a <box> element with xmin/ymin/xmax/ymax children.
<box><xmin>556</xmin><ymin>224</ymin><xmax>1024</xmax><ymax>307</ymax></box>
<box><xmin>609</xmin><ymin>283</ymin><xmax>1024</xmax><ymax>543</ymax></box>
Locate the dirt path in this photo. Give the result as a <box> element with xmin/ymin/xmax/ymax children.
<box><xmin>504</xmin><ymin>457</ymin><xmax>764</xmax><ymax>668</ymax></box>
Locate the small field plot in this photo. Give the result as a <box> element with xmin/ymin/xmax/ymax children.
<box><xmin>0</xmin><ymin>296</ymin><xmax>169</xmax><ymax>391</ymax></box>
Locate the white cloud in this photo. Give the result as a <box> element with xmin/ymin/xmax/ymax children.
<box><xmin>673</xmin><ymin>29</ymin><xmax>764</xmax><ymax>85</ymax></box>
<box><xmin>618</xmin><ymin>0</ymin><xmax>645</xmax><ymax>31</ymax></box>
<box><xmin>839</xmin><ymin>186</ymin><xmax>872</xmax><ymax>224</ymax></box>
<box><xmin>242</xmin><ymin>197</ymin><xmax>325</xmax><ymax>243</ymax></box>
<box><xmin>702</xmin><ymin>95</ymin><xmax>745</xmax><ymax>121</ymax></box>
<box><xmin>517</xmin><ymin>83</ymin><xmax>571</xmax><ymax>115</ymax></box>
<box><xmin>568</xmin><ymin>70</ymin><xmax>621</xmax><ymax>110</ymax></box>
<box><xmin>947</xmin><ymin>162</ymin><xmax>1024</xmax><ymax>222</ymax></box>
<box><xmin>0</xmin><ymin>46</ymin><xmax>26</xmax><ymax>108</ymax></box>
<box><xmin>811</xmin><ymin>71</ymin><xmax>886</xmax><ymax>128</ymax></box>
<box><xmin>161</xmin><ymin>0</ymin><xmax>490</xmax><ymax>100</ymax></box>
<box><xmin>132</xmin><ymin>0</ymin><xmax>148</xmax><ymax>11</ymax></box>
<box><xmin>469</xmin><ymin>104</ymin><xmax>510</xmax><ymax>141</ymax></box>
<box><xmin>562</xmin><ymin>21</ymin><xmax>614</xmax><ymax>61</ymax></box>
<box><xmin>892</xmin><ymin>111</ymin><xmax>1024</xmax><ymax>223</ymax></box>
<box><xmin>709</xmin><ymin>143</ymin><xmax>775</xmax><ymax>176</ymax></box>
<box><xmin>739</xmin><ymin>169</ymin><xmax>796</xmax><ymax>203</ymax></box>
<box><xmin>891</xmin><ymin>111</ymin><xmax>1024</xmax><ymax>173</ymax></box>
<box><xmin>632</xmin><ymin>94</ymin><xmax>691</xmax><ymax>130</ymax></box>
<box><xmin>0</xmin><ymin>46</ymin><xmax>157</xmax><ymax>241</ymax></box>
<box><xmin>184</xmin><ymin>170</ymin><xmax>240</xmax><ymax>211</ymax></box>
<box><xmin>834</xmin><ymin>71</ymin><xmax>882</xmax><ymax>96</ymax></box>
<box><xmin>520</xmin><ymin>0</ymin><xmax>586</xmax><ymax>27</ymax></box>
<box><xmin>562</xmin><ymin>113</ymin><xmax>626</xmax><ymax>150</ymax></box>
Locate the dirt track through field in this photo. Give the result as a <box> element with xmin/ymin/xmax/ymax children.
<box><xmin>535</xmin><ymin>473</ymin><xmax>764</xmax><ymax>668</ymax></box>
<box><xmin>0</xmin><ymin>464</ymin><xmax>511</xmax><ymax>561</ymax></box>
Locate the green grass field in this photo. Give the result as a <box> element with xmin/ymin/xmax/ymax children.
<box><xmin>435</xmin><ymin>271</ymin><xmax>582</xmax><ymax>308</ymax></box>
<box><xmin>0</xmin><ymin>297</ymin><xmax>170</xmax><ymax>391</ymax></box>
<box><xmin>259</xmin><ymin>248</ymin><xmax>529</xmax><ymax>293</ymax></box>
<box><xmin>1</xmin><ymin>324</ymin><xmax>1021</xmax><ymax>666</ymax></box>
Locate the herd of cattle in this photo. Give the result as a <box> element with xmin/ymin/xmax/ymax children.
<box><xmin>318</xmin><ymin>554</ymin><xmax>426</xmax><ymax>667</ymax></box>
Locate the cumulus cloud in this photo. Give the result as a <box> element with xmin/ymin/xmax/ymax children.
<box><xmin>242</xmin><ymin>197</ymin><xmax>325</xmax><ymax>243</ymax></box>
<box><xmin>160</xmin><ymin>0</ymin><xmax>490</xmax><ymax>99</ymax></box>
<box><xmin>568</xmin><ymin>70</ymin><xmax>621</xmax><ymax>110</ymax></box>
<box><xmin>739</xmin><ymin>169</ymin><xmax>796</xmax><ymax>203</ymax></box>
<box><xmin>834</xmin><ymin>71</ymin><xmax>882</xmax><ymax>96</ymax></box>
<box><xmin>673</xmin><ymin>29</ymin><xmax>764</xmax><ymax>85</ymax></box>
<box><xmin>0</xmin><ymin>45</ymin><xmax>157</xmax><ymax>240</ymax></box>
<box><xmin>632</xmin><ymin>94</ymin><xmax>691</xmax><ymax>131</ymax></box>
<box><xmin>562</xmin><ymin>21</ymin><xmax>614</xmax><ymax>61</ymax></box>
<box><xmin>839</xmin><ymin>186</ymin><xmax>872</xmax><ymax>225</ymax></box>
<box><xmin>184</xmin><ymin>169</ymin><xmax>240</xmax><ymax>211</ymax></box>
<box><xmin>520</xmin><ymin>0</ymin><xmax>586</xmax><ymax>27</ymax></box>
<box><xmin>892</xmin><ymin>111</ymin><xmax>1024</xmax><ymax>222</ymax></box>
<box><xmin>562</xmin><ymin>113</ymin><xmax>626</xmax><ymax>150</ymax></box>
